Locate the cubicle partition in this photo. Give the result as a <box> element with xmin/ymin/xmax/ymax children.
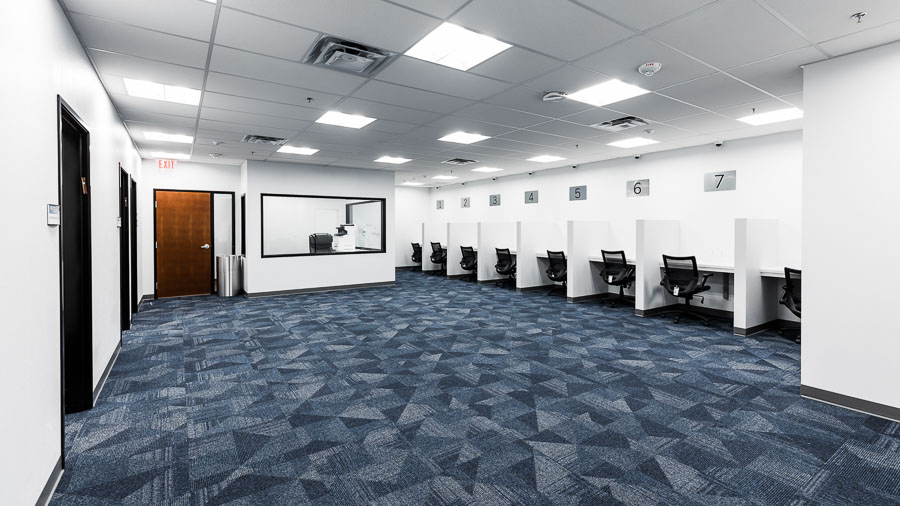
<box><xmin>566</xmin><ymin>221</ymin><xmax>609</xmax><ymax>301</ymax></box>
<box><xmin>422</xmin><ymin>222</ymin><xmax>447</xmax><ymax>272</ymax></box>
<box><xmin>517</xmin><ymin>221</ymin><xmax>565</xmax><ymax>291</ymax></box>
<box><xmin>635</xmin><ymin>219</ymin><xmax>680</xmax><ymax>314</ymax></box>
<box><xmin>477</xmin><ymin>222</ymin><xmax>517</xmax><ymax>283</ymax></box>
<box><xmin>446</xmin><ymin>222</ymin><xmax>478</xmax><ymax>278</ymax></box>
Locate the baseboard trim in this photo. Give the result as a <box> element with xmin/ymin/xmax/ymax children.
<box><xmin>36</xmin><ymin>455</ymin><xmax>63</xmax><ymax>506</ymax></box>
<box><xmin>395</xmin><ymin>265</ymin><xmax>419</xmax><ymax>271</ymax></box>
<box><xmin>636</xmin><ymin>303</ymin><xmax>733</xmax><ymax>320</ymax></box>
<box><xmin>734</xmin><ymin>321</ymin><xmax>775</xmax><ymax>336</ymax></box>
<box><xmin>567</xmin><ymin>293</ymin><xmax>604</xmax><ymax>303</ymax></box>
<box><xmin>801</xmin><ymin>385</ymin><xmax>900</xmax><ymax>423</ymax></box>
<box><xmin>516</xmin><ymin>284</ymin><xmax>555</xmax><ymax>293</ymax></box>
<box><xmin>447</xmin><ymin>274</ymin><xmax>477</xmax><ymax>280</ymax></box>
<box><xmin>246</xmin><ymin>281</ymin><xmax>394</xmax><ymax>298</ymax></box>
<box><xmin>92</xmin><ymin>341</ymin><xmax>121</xmax><ymax>405</ymax></box>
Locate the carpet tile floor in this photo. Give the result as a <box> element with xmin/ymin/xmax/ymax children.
<box><xmin>52</xmin><ymin>270</ymin><xmax>900</xmax><ymax>505</ymax></box>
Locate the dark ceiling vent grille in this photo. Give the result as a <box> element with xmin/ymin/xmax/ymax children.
<box><xmin>303</xmin><ymin>35</ymin><xmax>398</xmax><ymax>77</ymax></box>
<box><xmin>241</xmin><ymin>134</ymin><xmax>287</xmax><ymax>146</ymax></box>
<box><xmin>591</xmin><ymin>116</ymin><xmax>649</xmax><ymax>132</ymax></box>
<box><xmin>443</xmin><ymin>158</ymin><xmax>478</xmax><ymax>166</ymax></box>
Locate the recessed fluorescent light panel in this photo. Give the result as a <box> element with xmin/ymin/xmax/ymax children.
<box><xmin>405</xmin><ymin>22</ymin><xmax>511</xmax><ymax>71</ymax></box>
<box><xmin>567</xmin><ymin>79</ymin><xmax>650</xmax><ymax>107</ymax></box>
<box><xmin>432</xmin><ymin>175</ymin><xmax>459</xmax><ymax>180</ymax></box>
<box><xmin>150</xmin><ymin>151</ymin><xmax>191</xmax><ymax>160</ymax></box>
<box><xmin>315</xmin><ymin>111</ymin><xmax>376</xmax><ymax>129</ymax></box>
<box><xmin>737</xmin><ymin>107</ymin><xmax>803</xmax><ymax>126</ymax></box>
<box><xmin>402</xmin><ymin>181</ymin><xmax>424</xmax><ymax>186</ymax></box>
<box><xmin>607</xmin><ymin>137</ymin><xmax>659</xmax><ymax>148</ymax></box>
<box><xmin>470</xmin><ymin>167</ymin><xmax>503</xmax><ymax>173</ymax></box>
<box><xmin>277</xmin><ymin>146</ymin><xmax>319</xmax><ymax>155</ymax></box>
<box><xmin>527</xmin><ymin>155</ymin><xmax>566</xmax><ymax>163</ymax></box>
<box><xmin>143</xmin><ymin>132</ymin><xmax>193</xmax><ymax>144</ymax></box>
<box><xmin>123</xmin><ymin>78</ymin><xmax>201</xmax><ymax>105</ymax></box>
<box><xmin>438</xmin><ymin>131</ymin><xmax>490</xmax><ymax>144</ymax></box>
<box><xmin>375</xmin><ymin>156</ymin><xmax>411</xmax><ymax>164</ymax></box>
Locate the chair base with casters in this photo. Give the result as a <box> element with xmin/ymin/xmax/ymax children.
<box><xmin>495</xmin><ymin>273</ymin><xmax>515</xmax><ymax>288</ymax></box>
<box><xmin>606</xmin><ymin>286</ymin><xmax>633</xmax><ymax>307</ymax></box>
<box><xmin>547</xmin><ymin>281</ymin><xmax>566</xmax><ymax>296</ymax></box>
<box><xmin>777</xmin><ymin>324</ymin><xmax>801</xmax><ymax>343</ymax></box>
<box><xmin>778</xmin><ymin>267</ymin><xmax>801</xmax><ymax>343</ymax></box>
<box><xmin>657</xmin><ymin>297</ymin><xmax>710</xmax><ymax>325</ymax></box>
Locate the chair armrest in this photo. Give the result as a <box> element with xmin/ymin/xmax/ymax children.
<box><xmin>700</xmin><ymin>273</ymin><xmax>713</xmax><ymax>287</ymax></box>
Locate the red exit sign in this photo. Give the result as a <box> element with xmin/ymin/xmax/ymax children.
<box><xmin>158</xmin><ymin>159</ymin><xmax>177</xmax><ymax>169</ymax></box>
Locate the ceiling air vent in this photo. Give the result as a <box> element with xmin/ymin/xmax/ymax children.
<box><xmin>591</xmin><ymin>116</ymin><xmax>649</xmax><ymax>133</ymax></box>
<box><xmin>443</xmin><ymin>158</ymin><xmax>478</xmax><ymax>166</ymax></box>
<box><xmin>303</xmin><ymin>35</ymin><xmax>398</xmax><ymax>77</ymax></box>
<box><xmin>241</xmin><ymin>134</ymin><xmax>287</xmax><ymax>146</ymax></box>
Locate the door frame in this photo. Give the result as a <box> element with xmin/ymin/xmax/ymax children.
<box><xmin>152</xmin><ymin>189</ymin><xmax>235</xmax><ymax>298</ymax></box>
<box><xmin>130</xmin><ymin>178</ymin><xmax>138</xmax><ymax>314</ymax></box>
<box><xmin>57</xmin><ymin>95</ymin><xmax>93</xmax><ymax>467</ymax></box>
<box><xmin>119</xmin><ymin>165</ymin><xmax>130</xmax><ymax>333</ymax></box>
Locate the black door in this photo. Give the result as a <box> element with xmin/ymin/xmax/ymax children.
<box><xmin>58</xmin><ymin>97</ymin><xmax>93</xmax><ymax>415</ymax></box>
<box><xmin>130</xmin><ymin>178</ymin><xmax>138</xmax><ymax>314</ymax></box>
<box><xmin>119</xmin><ymin>166</ymin><xmax>130</xmax><ymax>332</ymax></box>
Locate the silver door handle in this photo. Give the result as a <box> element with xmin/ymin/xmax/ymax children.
<box><xmin>201</xmin><ymin>244</ymin><xmax>210</xmax><ymax>249</ymax></box>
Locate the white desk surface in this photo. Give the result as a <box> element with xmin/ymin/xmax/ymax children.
<box><xmin>588</xmin><ymin>256</ymin><xmax>636</xmax><ymax>265</ymax></box>
<box><xmin>536</xmin><ymin>252</ymin><xmax>566</xmax><ymax>259</ymax></box>
<box><xmin>761</xmin><ymin>267</ymin><xmax>801</xmax><ymax>278</ymax></box>
<box><xmin>658</xmin><ymin>261</ymin><xmax>734</xmax><ymax>274</ymax></box>
<box><xmin>479</xmin><ymin>249</ymin><xmax>516</xmax><ymax>255</ymax></box>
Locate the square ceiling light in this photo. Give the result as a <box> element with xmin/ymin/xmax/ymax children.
<box><xmin>315</xmin><ymin>111</ymin><xmax>376</xmax><ymax>129</ymax></box>
<box><xmin>607</xmin><ymin>137</ymin><xmax>659</xmax><ymax>148</ymax></box>
<box><xmin>567</xmin><ymin>79</ymin><xmax>650</xmax><ymax>108</ymax></box>
<box><xmin>405</xmin><ymin>22</ymin><xmax>511</xmax><ymax>71</ymax></box>
<box><xmin>432</xmin><ymin>175</ymin><xmax>458</xmax><ymax>180</ymax></box>
<box><xmin>144</xmin><ymin>131</ymin><xmax>193</xmax><ymax>144</ymax></box>
<box><xmin>402</xmin><ymin>181</ymin><xmax>424</xmax><ymax>186</ymax></box>
<box><xmin>375</xmin><ymin>156</ymin><xmax>411</xmax><ymax>164</ymax></box>
<box><xmin>737</xmin><ymin>107</ymin><xmax>803</xmax><ymax>126</ymax></box>
<box><xmin>150</xmin><ymin>151</ymin><xmax>191</xmax><ymax>160</ymax></box>
<box><xmin>278</xmin><ymin>146</ymin><xmax>319</xmax><ymax>155</ymax></box>
<box><xmin>470</xmin><ymin>167</ymin><xmax>503</xmax><ymax>173</ymax></box>
<box><xmin>527</xmin><ymin>155</ymin><xmax>566</xmax><ymax>163</ymax></box>
<box><xmin>438</xmin><ymin>131</ymin><xmax>490</xmax><ymax>144</ymax></box>
<box><xmin>123</xmin><ymin>78</ymin><xmax>201</xmax><ymax>105</ymax></box>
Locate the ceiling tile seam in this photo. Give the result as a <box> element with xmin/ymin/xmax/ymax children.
<box><xmin>752</xmin><ymin>0</ymin><xmax>833</xmax><ymax>59</ymax></box>
<box><xmin>191</xmin><ymin>1</ymin><xmax>224</xmax><ymax>160</ymax></box>
<box><xmin>379</xmin><ymin>0</ymin><xmax>474</xmax><ymax>22</ymax></box>
<box><xmin>88</xmin><ymin>48</ymin><xmax>207</xmax><ymax>72</ymax></box>
<box><xmin>65</xmin><ymin>10</ymin><xmax>215</xmax><ymax>44</ymax></box>
<box><xmin>200</xmin><ymin>104</ymin><xmax>323</xmax><ymax>124</ymax></box>
<box><xmin>567</xmin><ymin>0</ymin><xmax>723</xmax><ymax>39</ymax></box>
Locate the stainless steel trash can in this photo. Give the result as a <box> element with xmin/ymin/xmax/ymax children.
<box><xmin>216</xmin><ymin>255</ymin><xmax>243</xmax><ymax>296</ymax></box>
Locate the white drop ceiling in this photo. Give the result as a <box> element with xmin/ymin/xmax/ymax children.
<box><xmin>59</xmin><ymin>0</ymin><xmax>900</xmax><ymax>185</ymax></box>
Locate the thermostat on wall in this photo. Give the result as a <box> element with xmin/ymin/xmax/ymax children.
<box><xmin>47</xmin><ymin>204</ymin><xmax>60</xmax><ymax>226</ymax></box>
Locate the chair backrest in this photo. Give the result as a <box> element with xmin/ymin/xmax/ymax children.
<box><xmin>662</xmin><ymin>255</ymin><xmax>698</xmax><ymax>286</ymax></box>
<box><xmin>309</xmin><ymin>233</ymin><xmax>333</xmax><ymax>253</ymax></box>
<box><xmin>461</xmin><ymin>246</ymin><xmax>476</xmax><ymax>260</ymax></box>
<box><xmin>601</xmin><ymin>250</ymin><xmax>628</xmax><ymax>276</ymax></box>
<box><xmin>496</xmin><ymin>248</ymin><xmax>512</xmax><ymax>267</ymax></box>
<box><xmin>412</xmin><ymin>243</ymin><xmax>422</xmax><ymax>255</ymax></box>
<box><xmin>547</xmin><ymin>251</ymin><xmax>566</xmax><ymax>273</ymax></box>
<box><xmin>784</xmin><ymin>267</ymin><xmax>801</xmax><ymax>303</ymax></box>
<box><xmin>430</xmin><ymin>242</ymin><xmax>443</xmax><ymax>253</ymax></box>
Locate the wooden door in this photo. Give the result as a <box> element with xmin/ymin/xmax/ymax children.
<box><xmin>156</xmin><ymin>191</ymin><xmax>212</xmax><ymax>297</ymax></box>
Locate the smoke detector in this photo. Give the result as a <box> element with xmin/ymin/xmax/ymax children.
<box><xmin>638</xmin><ymin>62</ymin><xmax>662</xmax><ymax>77</ymax></box>
<box><xmin>542</xmin><ymin>91</ymin><xmax>567</xmax><ymax>102</ymax></box>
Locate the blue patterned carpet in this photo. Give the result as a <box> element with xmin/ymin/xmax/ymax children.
<box><xmin>53</xmin><ymin>270</ymin><xmax>900</xmax><ymax>505</ymax></box>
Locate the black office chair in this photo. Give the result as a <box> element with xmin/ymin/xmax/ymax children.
<box><xmin>429</xmin><ymin>242</ymin><xmax>447</xmax><ymax>275</ymax></box>
<box><xmin>309</xmin><ymin>233</ymin><xmax>333</xmax><ymax>254</ymax></box>
<box><xmin>495</xmin><ymin>248</ymin><xmax>516</xmax><ymax>288</ymax></box>
<box><xmin>658</xmin><ymin>255</ymin><xmax>712</xmax><ymax>325</ymax></box>
<box><xmin>599</xmin><ymin>250</ymin><xmax>635</xmax><ymax>307</ymax></box>
<box><xmin>459</xmin><ymin>246</ymin><xmax>477</xmax><ymax>281</ymax></box>
<box><xmin>779</xmin><ymin>267</ymin><xmax>801</xmax><ymax>343</ymax></box>
<box><xmin>411</xmin><ymin>243</ymin><xmax>422</xmax><ymax>264</ymax></box>
<box><xmin>546</xmin><ymin>251</ymin><xmax>567</xmax><ymax>296</ymax></box>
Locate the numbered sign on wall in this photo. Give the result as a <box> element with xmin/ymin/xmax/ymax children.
<box><xmin>461</xmin><ymin>197</ymin><xmax>471</xmax><ymax>208</ymax></box>
<box><xmin>489</xmin><ymin>194</ymin><xmax>501</xmax><ymax>206</ymax></box>
<box><xmin>436</xmin><ymin>200</ymin><xmax>444</xmax><ymax>210</ymax></box>
<box><xmin>627</xmin><ymin>179</ymin><xmax>650</xmax><ymax>197</ymax></box>
<box><xmin>704</xmin><ymin>170</ymin><xmax>736</xmax><ymax>192</ymax></box>
<box><xmin>569</xmin><ymin>185</ymin><xmax>587</xmax><ymax>201</ymax></box>
<box><xmin>524</xmin><ymin>190</ymin><xmax>539</xmax><ymax>204</ymax></box>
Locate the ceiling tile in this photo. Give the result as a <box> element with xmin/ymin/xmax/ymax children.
<box><xmin>222</xmin><ymin>0</ymin><xmax>441</xmax><ymax>53</ymax></box>
<box><xmin>576</xmin><ymin>0</ymin><xmax>717</xmax><ymax>31</ymax></box>
<box><xmin>365</xmin><ymin>119</ymin><xmax>420</xmax><ymax>135</ymax></box>
<box><xmin>109</xmin><ymin>93</ymin><xmax>199</xmax><ymax>118</ymax></box>
<box><xmin>664</xmin><ymin>113</ymin><xmax>745</xmax><ymax>135</ymax></box>
<box><xmin>716</xmin><ymin>96</ymin><xmax>799</xmax><ymax>119</ymax></box>
<box><xmin>560</xmin><ymin>107</ymin><xmax>627</xmax><ymax>127</ymax></box>
<box><xmin>647</xmin><ymin>0</ymin><xmax>809</xmax><ymax>69</ymax></box>
<box><xmin>333</xmin><ymin>98</ymin><xmax>442</xmax><ymax>125</ymax></box>
<box><xmin>486</xmin><ymin>86</ymin><xmax>593</xmax><ymax>118</ymax></box>
<box><xmin>63</xmin><ymin>0</ymin><xmax>215</xmax><ymax>40</ymax></box>
<box><xmin>215</xmin><ymin>7</ymin><xmax>319</xmax><ymax>60</ymax></box>
<box><xmin>469</xmin><ymin>47</ymin><xmax>563</xmax><ymax>84</ymax></box>
<box><xmin>476</xmin><ymin>138</ymin><xmax>558</xmax><ymax>154</ymax></box>
<box><xmin>451</xmin><ymin>0</ymin><xmax>634</xmax><ymax>61</ymax></box>
<box><xmin>605</xmin><ymin>92</ymin><xmax>706</xmax><ymax>122</ymax></box>
<box><xmin>453</xmin><ymin>103</ymin><xmax>548</xmax><ymax>128</ymax></box>
<box><xmin>204</xmin><ymin>73</ymin><xmax>344</xmax><ymax>108</ymax></box>
<box><xmin>498</xmin><ymin>129</ymin><xmax>571</xmax><ymax>147</ymax></box>
<box><xmin>200</xmin><ymin>108</ymin><xmax>312</xmax><ymax>131</ymax></box>
<box><xmin>576</xmin><ymin>35</ymin><xmax>716</xmax><ymax>90</ymax></box>
<box><xmin>527</xmin><ymin>121</ymin><xmax>606</xmax><ymax>141</ymax></box>
<box><xmin>353</xmin><ymin>80</ymin><xmax>472</xmax><ymax>114</ymax></box>
<box><xmin>525</xmin><ymin>65</ymin><xmax>612</xmax><ymax>95</ymax></box>
<box><xmin>763</xmin><ymin>0</ymin><xmax>900</xmax><ymax>44</ymax></box>
<box><xmin>71</xmin><ymin>13</ymin><xmax>210</xmax><ymax>68</ymax></box>
<box><xmin>375</xmin><ymin>56</ymin><xmax>510</xmax><ymax>101</ymax></box>
<box><xmin>819</xmin><ymin>20</ymin><xmax>900</xmax><ymax>56</ymax></box>
<box><xmin>658</xmin><ymin>73</ymin><xmax>769</xmax><ymax>110</ymax></box>
<box><xmin>728</xmin><ymin>46</ymin><xmax>824</xmax><ymax>97</ymax></box>
<box><xmin>195</xmin><ymin>130</ymin><xmax>250</xmax><ymax>142</ymax></box>
<box><xmin>388</xmin><ymin>0</ymin><xmax>468</xmax><ymax>18</ymax></box>
<box><xmin>92</xmin><ymin>51</ymin><xmax>205</xmax><ymax>88</ymax></box>
<box><xmin>209</xmin><ymin>46</ymin><xmax>366</xmax><ymax>95</ymax></box>
<box><xmin>122</xmin><ymin>111</ymin><xmax>197</xmax><ymax>129</ymax></box>
<box><xmin>201</xmin><ymin>92</ymin><xmax>325</xmax><ymax>121</ymax></box>
<box><xmin>426</xmin><ymin>117</ymin><xmax>517</xmax><ymax>137</ymax></box>
<box><xmin>198</xmin><ymin>118</ymin><xmax>299</xmax><ymax>139</ymax></box>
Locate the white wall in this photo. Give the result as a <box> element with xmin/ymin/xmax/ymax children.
<box><xmin>394</xmin><ymin>187</ymin><xmax>429</xmax><ymax>267</ymax></box>
<box><xmin>802</xmin><ymin>42</ymin><xmax>900</xmax><ymax>411</ymax></box>
<box><xmin>139</xmin><ymin>159</ymin><xmax>242</xmax><ymax>296</ymax></box>
<box><xmin>0</xmin><ymin>0</ymin><xmax>142</xmax><ymax>503</ymax></box>
<box><xmin>244</xmin><ymin>161</ymin><xmax>395</xmax><ymax>294</ymax></box>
